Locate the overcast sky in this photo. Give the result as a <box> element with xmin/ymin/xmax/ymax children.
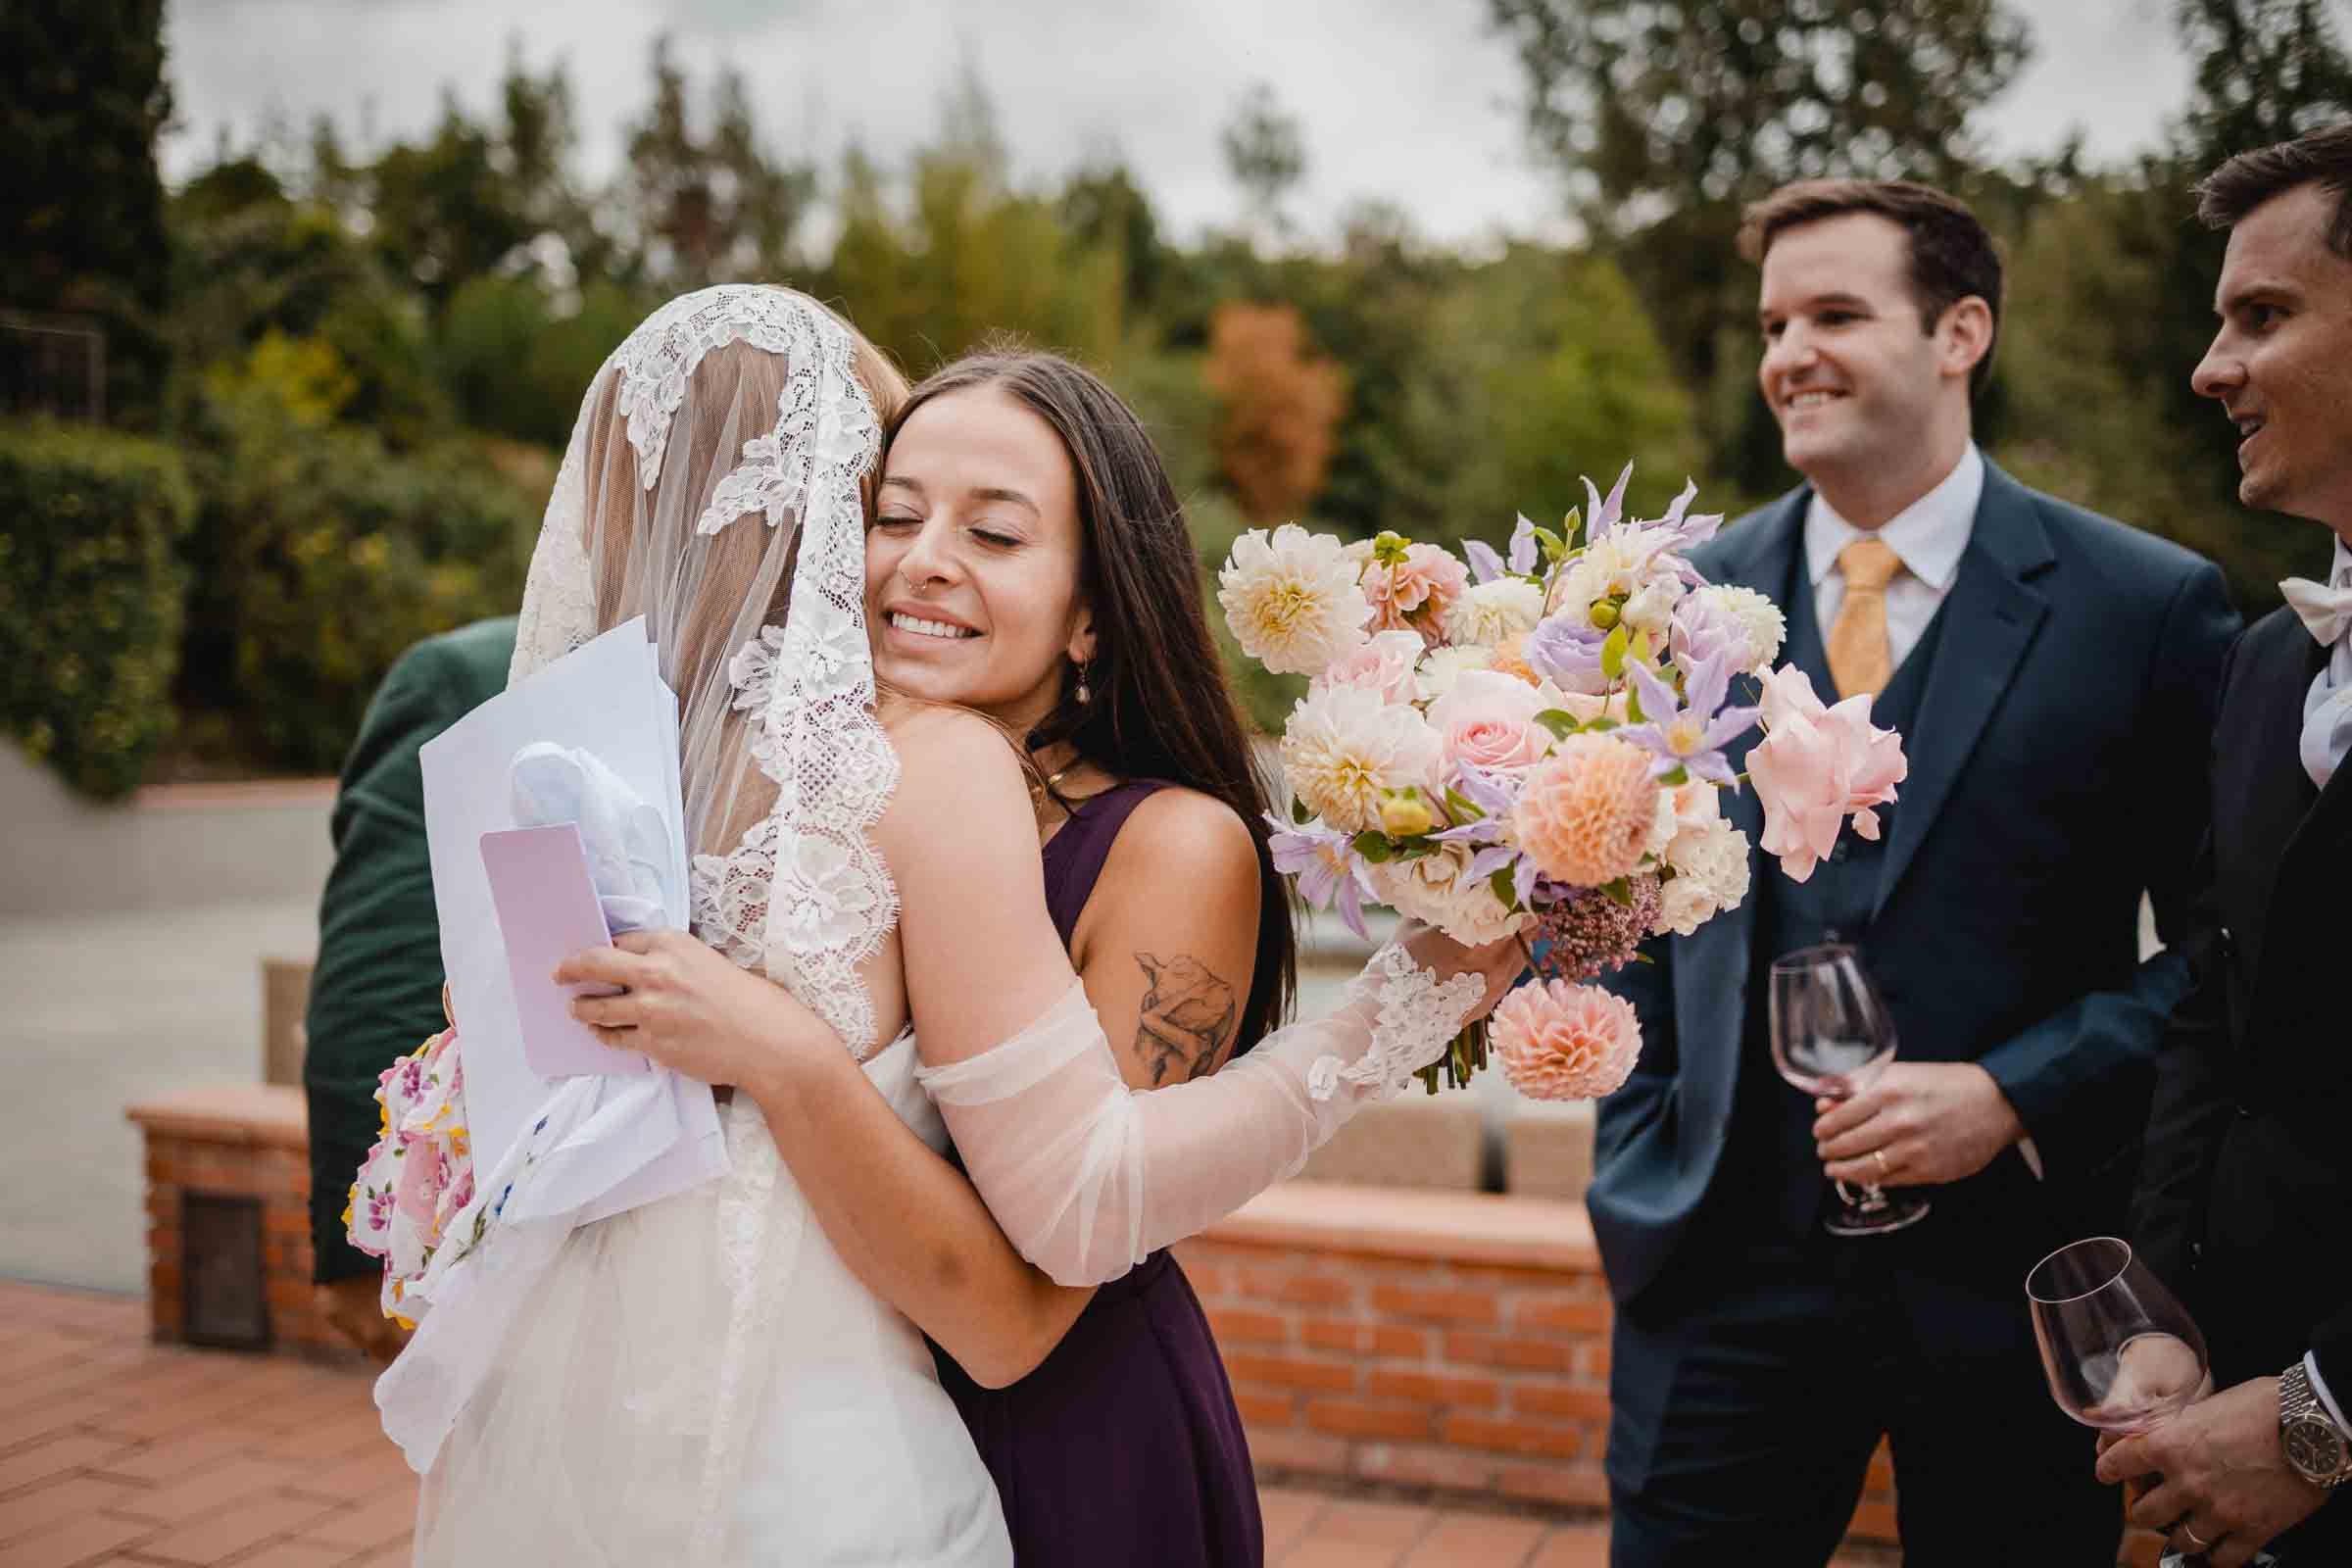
<box><xmin>164</xmin><ymin>0</ymin><xmax>2207</xmax><ymax>250</ymax></box>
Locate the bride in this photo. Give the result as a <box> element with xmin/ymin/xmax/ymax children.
<box><xmin>386</xmin><ymin>284</ymin><xmax>1518</xmax><ymax>1565</ymax></box>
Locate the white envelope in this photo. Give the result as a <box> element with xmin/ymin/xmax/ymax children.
<box><xmin>418</xmin><ymin>617</ymin><xmax>726</xmax><ymax>1220</ymax></box>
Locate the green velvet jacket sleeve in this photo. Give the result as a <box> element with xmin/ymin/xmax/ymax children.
<box><xmin>305</xmin><ymin>617</ymin><xmax>516</xmax><ymax>1282</ymax></box>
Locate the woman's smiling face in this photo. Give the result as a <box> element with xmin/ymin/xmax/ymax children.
<box><xmin>866</xmin><ymin>385</ymin><xmax>1095</xmax><ymax>735</ymax></box>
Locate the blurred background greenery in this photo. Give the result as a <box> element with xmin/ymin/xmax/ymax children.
<box><xmin>2</xmin><ymin>0</ymin><xmax>2346</xmax><ymax>797</ymax></box>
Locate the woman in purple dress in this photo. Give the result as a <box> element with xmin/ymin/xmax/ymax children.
<box><xmin>569</xmin><ymin>350</ymin><xmax>1519</xmax><ymax>1565</ymax></box>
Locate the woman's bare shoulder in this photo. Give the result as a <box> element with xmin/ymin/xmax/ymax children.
<box><xmin>871</xmin><ymin>700</ymin><xmax>1038</xmax><ymax>858</ymax></box>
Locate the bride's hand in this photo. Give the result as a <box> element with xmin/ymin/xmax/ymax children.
<box><xmin>556</xmin><ymin>930</ymin><xmax>841</xmax><ymax>1101</ymax></box>
<box><xmin>1392</xmin><ymin>919</ymin><xmax>1533</xmax><ymax>1016</ymax></box>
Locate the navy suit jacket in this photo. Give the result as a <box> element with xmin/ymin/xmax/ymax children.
<box><xmin>1587</xmin><ymin>461</ymin><xmax>2239</xmax><ymax>1309</ymax></box>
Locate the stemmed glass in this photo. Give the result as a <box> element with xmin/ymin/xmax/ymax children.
<box><xmin>2026</xmin><ymin>1236</ymin><xmax>2278</xmax><ymax>1568</ymax></box>
<box><xmin>1768</xmin><ymin>943</ymin><xmax>1930</xmax><ymax>1236</ymax></box>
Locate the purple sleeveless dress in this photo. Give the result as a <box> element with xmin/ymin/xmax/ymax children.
<box><xmin>931</xmin><ymin>778</ymin><xmax>1265</xmax><ymax>1568</ymax></box>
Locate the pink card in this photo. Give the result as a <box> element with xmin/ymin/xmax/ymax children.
<box><xmin>479</xmin><ymin>824</ymin><xmax>652</xmax><ymax>1078</ymax></box>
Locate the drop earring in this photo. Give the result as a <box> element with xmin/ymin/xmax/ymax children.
<box><xmin>1075</xmin><ymin>663</ymin><xmax>1093</xmax><ymax>706</ymax></box>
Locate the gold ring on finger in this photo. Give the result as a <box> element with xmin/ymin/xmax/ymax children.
<box><xmin>1872</xmin><ymin>1149</ymin><xmax>1890</xmax><ymax>1178</ymax></box>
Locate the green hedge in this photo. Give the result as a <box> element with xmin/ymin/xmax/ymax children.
<box><xmin>0</xmin><ymin>420</ymin><xmax>196</xmax><ymax>799</ymax></box>
<box><xmin>183</xmin><ymin>397</ymin><xmax>537</xmax><ymax>773</ymax></box>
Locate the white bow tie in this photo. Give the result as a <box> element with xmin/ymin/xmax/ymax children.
<box><xmin>2282</xmin><ymin>574</ymin><xmax>2352</xmax><ymax>648</ymax></box>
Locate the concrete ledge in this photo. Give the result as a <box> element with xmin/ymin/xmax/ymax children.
<box><xmin>1208</xmin><ymin>1182</ymin><xmax>1596</xmax><ymax>1272</ymax></box>
<box><xmin>125</xmin><ymin>1084</ymin><xmax>308</xmax><ymax>1148</ymax></box>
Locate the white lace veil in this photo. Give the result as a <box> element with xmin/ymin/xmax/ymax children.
<box><xmin>510</xmin><ymin>284</ymin><xmax>902</xmax><ymax>1046</ymax></box>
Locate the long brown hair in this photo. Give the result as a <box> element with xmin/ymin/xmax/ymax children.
<box><xmin>883</xmin><ymin>349</ymin><xmax>1298</xmax><ymax>1049</ymax></box>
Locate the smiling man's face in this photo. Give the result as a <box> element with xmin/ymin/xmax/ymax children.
<box><xmin>2192</xmin><ymin>181</ymin><xmax>2352</xmax><ymax>537</ymax></box>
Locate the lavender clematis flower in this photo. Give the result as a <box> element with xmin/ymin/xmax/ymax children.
<box><xmin>1524</xmin><ymin>613</ymin><xmax>1610</xmax><ymax>694</ymax></box>
<box><xmin>1508</xmin><ymin>514</ymin><xmax>1542</xmax><ymax>574</ymax></box>
<box><xmin>1267</xmin><ymin>814</ymin><xmax>1372</xmax><ymax>939</ymax></box>
<box><xmin>1656</xmin><ymin>478</ymin><xmax>1727</xmax><ymax>553</ymax></box>
<box><xmin>1582</xmin><ymin>466</ymin><xmax>1633</xmax><ymax>543</ymax></box>
<box><xmin>1619</xmin><ymin>651</ymin><xmax>1760</xmax><ymax>785</ymax></box>
<box><xmin>1464</xmin><ymin>539</ymin><xmax>1504</xmax><ymax>585</ymax></box>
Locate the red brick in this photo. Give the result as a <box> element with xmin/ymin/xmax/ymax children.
<box><xmin>0</xmin><ymin>1475</ymin><xmax>143</xmax><ymax>1547</ymax></box>
<box><xmin>1242</xmin><ymin>1426</ymin><xmax>1348</xmax><ymax>1478</ymax></box>
<box><xmin>1368</xmin><ymin>1285</ymin><xmax>1498</xmax><ymax>1326</ymax></box>
<box><xmin>231</xmin><ymin>1543</ymin><xmax>356</xmax><ymax>1568</ymax></box>
<box><xmin>134</xmin><ymin>1491</ymin><xmax>345</xmax><ymax>1565</ymax></box>
<box><xmin>1222</xmin><ymin>1352</ymin><xmax>1356</xmax><ymax>1395</ymax></box>
<box><xmin>1231</xmin><ymin>1391</ymin><xmax>1295</xmax><ymax>1429</ymax></box>
<box><xmin>1494</xmin><ymin>1462</ymin><xmax>1612</xmax><ymax>1509</ymax></box>
<box><xmin>1204</xmin><ymin>1307</ymin><xmax>1288</xmax><ymax>1345</ymax></box>
<box><xmin>1362</xmin><ymin>1369</ymin><xmax>1503</xmax><ymax>1410</ymax></box>
<box><xmin>113</xmin><ymin>1456</ymin><xmax>307</xmax><ymax>1524</ymax></box>
<box><xmin>1236</xmin><ymin>1269</ymin><xmax>1355</xmax><ymax>1308</ymax></box>
<box><xmin>1350</xmin><ymin>1441</ymin><xmax>1502</xmax><ymax>1494</ymax></box>
<box><xmin>0</xmin><ymin>1434</ymin><xmax>134</xmax><ymax>1497</ymax></box>
<box><xmin>1304</xmin><ymin>1401</ymin><xmax>1434</xmax><ymax>1442</ymax></box>
<box><xmin>1443</xmin><ymin>1331</ymin><xmax>1577</xmax><ymax>1374</ymax></box>
<box><xmin>1441</xmin><ymin>1413</ymin><xmax>1585</xmax><ymax>1461</ymax></box>
<box><xmin>1510</xmin><ymin>1382</ymin><xmax>1612</xmax><ymax>1423</ymax></box>
<box><xmin>1299</xmin><ymin>1319</ymin><xmax>1427</xmax><ymax>1358</ymax></box>
<box><xmin>0</xmin><ymin>1510</ymin><xmax>156</xmax><ymax>1568</ymax></box>
<box><xmin>1514</xmin><ymin>1297</ymin><xmax>1612</xmax><ymax>1335</ymax></box>
<box><xmin>1845</xmin><ymin>1497</ymin><xmax>1899</xmax><ymax>1544</ymax></box>
<box><xmin>85</xmin><ymin>1433</ymin><xmax>250</xmax><ymax>1487</ymax></box>
<box><xmin>1397</xmin><ymin>1510</ymin><xmax>1551</xmax><ymax>1565</ymax></box>
<box><xmin>296</xmin><ymin>1487</ymin><xmax>423</xmax><ymax>1551</ymax></box>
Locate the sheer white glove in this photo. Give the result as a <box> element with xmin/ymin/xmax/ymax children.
<box><xmin>915</xmin><ymin>924</ymin><xmax>1524</xmax><ymax>1288</ymax></box>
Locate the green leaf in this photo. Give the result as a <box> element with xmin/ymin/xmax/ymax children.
<box><xmin>1490</xmin><ymin>865</ymin><xmax>1520</xmax><ymax>911</ymax></box>
<box><xmin>1600</xmin><ymin>878</ymin><xmax>1634</xmax><ymax>907</ymax></box>
<box><xmin>1624</xmin><ymin>686</ymin><xmax>1646</xmax><ymax>725</ymax></box>
<box><xmin>1352</xmin><ymin>830</ymin><xmax>1395</xmax><ymax>864</ymax></box>
<box><xmin>1444</xmin><ymin>787</ymin><xmax>1486</xmax><ymax>822</ymax></box>
<box><xmin>1659</xmin><ymin>764</ymin><xmax>1690</xmax><ymax>787</ymax></box>
<box><xmin>1534</xmin><ymin>708</ymin><xmax>1580</xmax><ymax>740</ymax></box>
<box><xmin>1600</xmin><ymin>622</ymin><xmax>1630</xmax><ymax>680</ymax></box>
<box><xmin>1291</xmin><ymin>796</ymin><xmax>1311</xmax><ymax>825</ymax></box>
<box><xmin>1585</xmin><ymin>716</ymin><xmax>1620</xmax><ymax>732</ymax></box>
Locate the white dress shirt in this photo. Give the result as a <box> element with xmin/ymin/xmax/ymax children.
<box><xmin>1804</xmin><ymin>443</ymin><xmax>1985</xmax><ymax>672</ymax></box>
<box><xmin>2298</xmin><ymin>537</ymin><xmax>2352</xmax><ymax>790</ymax></box>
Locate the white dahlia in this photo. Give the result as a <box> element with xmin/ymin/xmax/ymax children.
<box><xmin>1413</xmin><ymin>644</ymin><xmax>1497</xmax><ymax>702</ymax></box>
<box><xmin>1280</xmin><ymin>685</ymin><xmax>1443</xmax><ymax>833</ymax></box>
<box><xmin>1695</xmin><ymin>584</ymin><xmax>1788</xmax><ymax>672</ymax></box>
<box><xmin>1218</xmin><ymin>524</ymin><xmax>1374</xmax><ymax>677</ymax></box>
<box><xmin>1443</xmin><ymin>577</ymin><xmax>1546</xmax><ymax>647</ymax></box>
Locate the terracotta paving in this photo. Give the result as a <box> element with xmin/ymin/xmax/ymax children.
<box><xmin>0</xmin><ymin>1281</ymin><xmax>1893</xmax><ymax>1568</ymax></box>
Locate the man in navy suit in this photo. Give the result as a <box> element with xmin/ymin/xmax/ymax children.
<box><xmin>1588</xmin><ymin>180</ymin><xmax>2240</xmax><ymax>1565</ymax></box>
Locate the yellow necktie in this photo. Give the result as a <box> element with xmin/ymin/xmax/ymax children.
<box><xmin>1827</xmin><ymin>537</ymin><xmax>1904</xmax><ymax>700</ymax></box>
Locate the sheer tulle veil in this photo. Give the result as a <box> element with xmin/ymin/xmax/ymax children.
<box><xmin>511</xmin><ymin>284</ymin><xmax>909</xmax><ymax>1047</ymax></box>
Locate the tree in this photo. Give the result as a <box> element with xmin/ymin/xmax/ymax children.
<box><xmin>1220</xmin><ymin>82</ymin><xmax>1308</xmax><ymax>243</ymax></box>
<box><xmin>0</xmin><ymin>0</ymin><xmax>174</xmax><ymax>423</ymax></box>
<box><xmin>1202</xmin><ymin>302</ymin><xmax>1346</xmax><ymax>525</ymax></box>
<box><xmin>1488</xmin><ymin>0</ymin><xmax>2034</xmax><ymax>489</ymax></box>
<box><xmin>617</xmin><ymin>36</ymin><xmax>817</xmax><ymax>293</ymax></box>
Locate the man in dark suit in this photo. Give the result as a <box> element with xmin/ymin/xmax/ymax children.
<box><xmin>1587</xmin><ymin>180</ymin><xmax>2240</xmax><ymax>1565</ymax></box>
<box><xmin>306</xmin><ymin>616</ymin><xmax>516</xmax><ymax>1358</ymax></box>
<box><xmin>2099</xmin><ymin>122</ymin><xmax>2352</xmax><ymax>1567</ymax></box>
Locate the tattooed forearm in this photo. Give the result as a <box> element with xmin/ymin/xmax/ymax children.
<box><xmin>1133</xmin><ymin>952</ymin><xmax>1240</xmax><ymax>1085</ymax></box>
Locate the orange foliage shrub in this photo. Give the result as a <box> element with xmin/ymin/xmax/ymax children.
<box><xmin>1203</xmin><ymin>302</ymin><xmax>1346</xmax><ymax>525</ymax></box>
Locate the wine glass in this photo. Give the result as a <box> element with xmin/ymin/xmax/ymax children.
<box><xmin>1767</xmin><ymin>943</ymin><xmax>1930</xmax><ymax>1237</ymax></box>
<box><xmin>2026</xmin><ymin>1236</ymin><xmax>2278</xmax><ymax>1568</ymax></box>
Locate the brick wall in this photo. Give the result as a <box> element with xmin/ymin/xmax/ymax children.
<box><xmin>127</xmin><ymin>1086</ymin><xmax>340</xmax><ymax>1355</ymax></box>
<box><xmin>1181</xmin><ymin>1184</ymin><xmax>1903</xmax><ymax>1544</ymax></box>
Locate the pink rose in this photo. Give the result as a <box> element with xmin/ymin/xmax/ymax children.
<box><xmin>1312</xmin><ymin>628</ymin><xmax>1425</xmax><ymax>707</ymax></box>
<box><xmin>1427</xmin><ymin>668</ymin><xmax>1551</xmax><ymax>776</ymax></box>
<box><xmin>1363</xmin><ymin>544</ymin><xmax>1470</xmax><ymax>635</ymax></box>
<box><xmin>1746</xmin><ymin>668</ymin><xmax>1907</xmax><ymax>882</ymax></box>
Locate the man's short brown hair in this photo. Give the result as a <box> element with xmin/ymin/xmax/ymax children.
<box><xmin>1738</xmin><ymin>179</ymin><xmax>2004</xmax><ymax>399</ymax></box>
<box><xmin>2196</xmin><ymin>120</ymin><xmax>2352</xmax><ymax>254</ymax></box>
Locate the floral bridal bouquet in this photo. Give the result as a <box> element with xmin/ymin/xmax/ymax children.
<box><xmin>1218</xmin><ymin>467</ymin><xmax>1907</xmax><ymax>1102</ymax></box>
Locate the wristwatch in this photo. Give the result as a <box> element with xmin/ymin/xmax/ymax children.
<box><xmin>2279</xmin><ymin>1361</ymin><xmax>2352</xmax><ymax>1489</ymax></box>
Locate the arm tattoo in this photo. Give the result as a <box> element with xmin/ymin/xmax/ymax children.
<box><xmin>1132</xmin><ymin>952</ymin><xmax>1240</xmax><ymax>1085</ymax></box>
